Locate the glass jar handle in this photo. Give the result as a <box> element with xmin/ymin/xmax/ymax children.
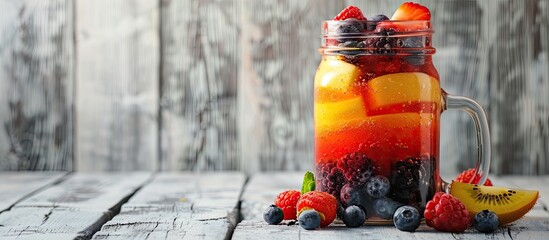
<box><xmin>441</xmin><ymin>92</ymin><xmax>491</xmax><ymax>191</ymax></box>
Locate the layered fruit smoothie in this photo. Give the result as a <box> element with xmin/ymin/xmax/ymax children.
<box><xmin>314</xmin><ymin>4</ymin><xmax>440</xmax><ymax>218</ymax></box>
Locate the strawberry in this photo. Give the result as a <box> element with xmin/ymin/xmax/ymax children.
<box><xmin>274</xmin><ymin>190</ymin><xmax>301</xmax><ymax>220</ymax></box>
<box><xmin>334</xmin><ymin>6</ymin><xmax>366</xmax><ymax>20</ymax></box>
<box><xmin>296</xmin><ymin>191</ymin><xmax>338</xmax><ymax>227</ymax></box>
<box><xmin>455</xmin><ymin>168</ymin><xmax>493</xmax><ymax>186</ymax></box>
<box><xmin>391</xmin><ymin>2</ymin><xmax>431</xmax><ymax>20</ymax></box>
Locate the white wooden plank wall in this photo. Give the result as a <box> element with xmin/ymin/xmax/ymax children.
<box><xmin>0</xmin><ymin>0</ymin><xmax>74</xmax><ymax>170</ymax></box>
<box><xmin>0</xmin><ymin>0</ymin><xmax>548</xmax><ymax>175</ymax></box>
<box><xmin>75</xmin><ymin>0</ymin><xmax>159</xmax><ymax>171</ymax></box>
<box><xmin>160</xmin><ymin>0</ymin><xmax>240</xmax><ymax>171</ymax></box>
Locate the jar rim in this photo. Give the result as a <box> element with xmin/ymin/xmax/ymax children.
<box><xmin>321</xmin><ymin>20</ymin><xmax>435</xmax><ymax>55</ymax></box>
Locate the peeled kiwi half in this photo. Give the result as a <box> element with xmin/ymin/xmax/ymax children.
<box><xmin>449</xmin><ymin>181</ymin><xmax>539</xmax><ymax>225</ymax></box>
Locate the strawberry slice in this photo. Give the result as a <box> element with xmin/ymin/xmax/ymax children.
<box><xmin>334</xmin><ymin>6</ymin><xmax>366</xmax><ymax>20</ymax></box>
<box><xmin>391</xmin><ymin>2</ymin><xmax>430</xmax><ymax>20</ymax></box>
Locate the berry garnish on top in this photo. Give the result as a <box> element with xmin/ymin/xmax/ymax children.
<box><xmin>391</xmin><ymin>2</ymin><xmax>431</xmax><ymax>20</ymax></box>
<box><xmin>274</xmin><ymin>190</ymin><xmax>301</xmax><ymax>220</ymax></box>
<box><xmin>334</xmin><ymin>5</ymin><xmax>366</xmax><ymax>20</ymax></box>
<box><xmin>455</xmin><ymin>168</ymin><xmax>493</xmax><ymax>186</ymax></box>
<box><xmin>424</xmin><ymin>192</ymin><xmax>470</xmax><ymax>232</ymax></box>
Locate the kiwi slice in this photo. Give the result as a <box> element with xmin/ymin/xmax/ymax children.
<box><xmin>449</xmin><ymin>181</ymin><xmax>538</xmax><ymax>225</ymax></box>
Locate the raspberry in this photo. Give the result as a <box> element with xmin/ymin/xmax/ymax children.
<box><xmin>337</xmin><ymin>153</ymin><xmax>374</xmax><ymax>186</ymax></box>
<box><xmin>316</xmin><ymin>162</ymin><xmax>345</xmax><ymax>199</ymax></box>
<box><xmin>333</xmin><ymin>6</ymin><xmax>367</xmax><ymax>21</ymax></box>
<box><xmin>424</xmin><ymin>192</ymin><xmax>470</xmax><ymax>232</ymax></box>
<box><xmin>455</xmin><ymin>168</ymin><xmax>493</xmax><ymax>186</ymax></box>
<box><xmin>296</xmin><ymin>191</ymin><xmax>338</xmax><ymax>227</ymax></box>
<box><xmin>274</xmin><ymin>190</ymin><xmax>301</xmax><ymax>220</ymax></box>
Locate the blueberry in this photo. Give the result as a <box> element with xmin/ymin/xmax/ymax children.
<box><xmin>337</xmin><ymin>18</ymin><xmax>364</xmax><ymax>42</ymax></box>
<box><xmin>373</xmin><ymin>197</ymin><xmax>404</xmax><ymax>220</ymax></box>
<box><xmin>366</xmin><ymin>175</ymin><xmax>390</xmax><ymax>198</ymax></box>
<box><xmin>340</xmin><ymin>183</ymin><xmax>368</xmax><ymax>208</ymax></box>
<box><xmin>366</xmin><ymin>14</ymin><xmax>390</xmax><ymax>31</ymax></box>
<box><xmin>370</xmin><ymin>14</ymin><xmax>390</xmax><ymax>22</ymax></box>
<box><xmin>393</xmin><ymin>206</ymin><xmax>421</xmax><ymax>232</ymax></box>
<box><xmin>263</xmin><ymin>204</ymin><xmax>284</xmax><ymax>225</ymax></box>
<box><xmin>343</xmin><ymin>205</ymin><xmax>366</xmax><ymax>228</ymax></box>
<box><xmin>298</xmin><ymin>210</ymin><xmax>321</xmax><ymax>230</ymax></box>
<box><xmin>473</xmin><ymin>210</ymin><xmax>499</xmax><ymax>233</ymax></box>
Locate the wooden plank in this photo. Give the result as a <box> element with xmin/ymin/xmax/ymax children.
<box><xmin>0</xmin><ymin>0</ymin><xmax>74</xmax><ymax>170</ymax></box>
<box><xmin>15</xmin><ymin>172</ymin><xmax>152</xmax><ymax>209</ymax></box>
<box><xmin>0</xmin><ymin>234</ymin><xmax>83</xmax><ymax>240</ymax></box>
<box><xmin>238</xmin><ymin>0</ymin><xmax>345</xmax><ymax>173</ymax></box>
<box><xmin>75</xmin><ymin>0</ymin><xmax>159</xmax><ymax>171</ymax></box>
<box><xmin>0</xmin><ymin>172</ymin><xmax>66</xmax><ymax>212</ymax></box>
<box><xmin>159</xmin><ymin>0</ymin><xmax>240</xmax><ymax>171</ymax></box>
<box><xmin>92</xmin><ymin>172</ymin><xmax>245</xmax><ymax>240</ymax></box>
<box><xmin>488</xmin><ymin>0</ymin><xmax>549</xmax><ymax>174</ymax></box>
<box><xmin>0</xmin><ymin>172</ymin><xmax>152</xmax><ymax>239</ymax></box>
<box><xmin>236</xmin><ymin>173</ymin><xmax>549</xmax><ymax>239</ymax></box>
<box><xmin>234</xmin><ymin>209</ymin><xmax>549</xmax><ymax>240</ymax></box>
<box><xmin>0</xmin><ymin>207</ymin><xmax>108</xmax><ymax>238</ymax></box>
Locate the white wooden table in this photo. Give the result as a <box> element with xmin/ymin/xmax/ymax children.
<box><xmin>0</xmin><ymin>172</ymin><xmax>547</xmax><ymax>239</ymax></box>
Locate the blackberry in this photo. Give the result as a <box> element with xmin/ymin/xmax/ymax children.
<box><xmin>316</xmin><ymin>162</ymin><xmax>345</xmax><ymax>199</ymax></box>
<box><xmin>390</xmin><ymin>156</ymin><xmax>436</xmax><ymax>209</ymax></box>
<box><xmin>365</xmin><ymin>28</ymin><xmax>397</xmax><ymax>54</ymax></box>
<box><xmin>337</xmin><ymin>153</ymin><xmax>374</xmax><ymax>186</ymax></box>
<box><xmin>390</xmin><ymin>157</ymin><xmax>421</xmax><ymax>203</ymax></box>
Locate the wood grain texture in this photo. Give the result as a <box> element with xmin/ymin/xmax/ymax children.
<box><xmin>159</xmin><ymin>0</ymin><xmax>240</xmax><ymax>171</ymax></box>
<box><xmin>15</xmin><ymin>172</ymin><xmax>152</xmax><ymax>209</ymax></box>
<box><xmin>92</xmin><ymin>172</ymin><xmax>245</xmax><ymax>240</ymax></box>
<box><xmin>75</xmin><ymin>0</ymin><xmax>159</xmax><ymax>171</ymax></box>
<box><xmin>0</xmin><ymin>172</ymin><xmax>151</xmax><ymax>239</ymax></box>
<box><xmin>0</xmin><ymin>172</ymin><xmax>66</xmax><ymax>212</ymax></box>
<box><xmin>489</xmin><ymin>0</ymin><xmax>549</xmax><ymax>175</ymax></box>
<box><xmin>0</xmin><ymin>0</ymin><xmax>548</xmax><ymax>174</ymax></box>
<box><xmin>238</xmin><ymin>0</ymin><xmax>345</xmax><ymax>174</ymax></box>
<box><xmin>235</xmin><ymin>172</ymin><xmax>549</xmax><ymax>240</ymax></box>
<box><xmin>0</xmin><ymin>0</ymin><xmax>74</xmax><ymax>171</ymax></box>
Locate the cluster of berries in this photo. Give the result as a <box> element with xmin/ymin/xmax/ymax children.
<box><xmin>327</xmin><ymin>3</ymin><xmax>431</xmax><ymax>58</ymax></box>
<box><xmin>263</xmin><ymin>189</ymin><xmax>338</xmax><ymax>230</ymax></box>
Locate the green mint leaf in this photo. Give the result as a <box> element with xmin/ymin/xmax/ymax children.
<box><xmin>301</xmin><ymin>171</ymin><xmax>315</xmax><ymax>194</ymax></box>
